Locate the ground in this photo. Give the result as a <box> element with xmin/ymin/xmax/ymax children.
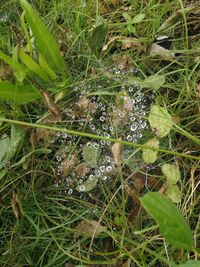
<box><xmin>0</xmin><ymin>1</ymin><xmax>199</xmax><ymax>266</ymax></box>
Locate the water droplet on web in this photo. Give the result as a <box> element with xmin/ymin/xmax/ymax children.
<box><xmin>79</xmin><ymin>185</ymin><xmax>85</xmax><ymax>192</ymax></box>
<box><xmin>95</xmin><ymin>170</ymin><xmax>101</xmax><ymax>177</ymax></box>
<box><xmin>87</xmin><ymin>142</ymin><xmax>92</xmax><ymax>147</ymax></box>
<box><xmin>56</xmin><ymin>155</ymin><xmax>62</xmax><ymax>162</ymax></box>
<box><xmin>130</xmin><ymin>116</ymin><xmax>136</xmax><ymax>122</ymax></box>
<box><xmin>102</xmin><ymin>124</ymin><xmax>108</xmax><ymax>130</ymax></box>
<box><xmin>105</xmin><ymin>156</ymin><xmax>111</xmax><ymax>162</ymax></box>
<box><xmin>106</xmin><ymin>166</ymin><xmax>112</xmax><ymax>172</ymax></box>
<box><xmin>68</xmin><ymin>189</ymin><xmax>73</xmax><ymax>195</ymax></box>
<box><xmin>89</xmin><ymin>175</ymin><xmax>94</xmax><ymax>180</ymax></box>
<box><xmin>127</xmin><ymin>135</ymin><xmax>132</xmax><ymax>141</ymax></box>
<box><xmin>131</xmin><ymin>124</ymin><xmax>138</xmax><ymax>132</ymax></box>
<box><xmin>102</xmin><ymin>176</ymin><xmax>107</xmax><ymax>181</ymax></box>
<box><xmin>100</xmin><ymin>116</ymin><xmax>105</xmax><ymax>122</ymax></box>
<box><xmin>100</xmin><ymin>165</ymin><xmax>106</xmax><ymax>172</ymax></box>
<box><xmin>119</xmin><ymin>112</ymin><xmax>125</xmax><ymax>118</ymax></box>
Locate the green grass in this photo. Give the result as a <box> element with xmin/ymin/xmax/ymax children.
<box><xmin>0</xmin><ymin>0</ymin><xmax>200</xmax><ymax>266</ymax></box>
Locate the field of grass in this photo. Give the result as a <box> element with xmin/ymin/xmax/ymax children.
<box><xmin>0</xmin><ymin>0</ymin><xmax>199</xmax><ymax>266</ymax></box>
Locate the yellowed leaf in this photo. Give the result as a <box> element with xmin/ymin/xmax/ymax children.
<box><xmin>112</xmin><ymin>141</ymin><xmax>122</xmax><ymax>166</ymax></box>
<box><xmin>75</xmin><ymin>219</ymin><xmax>107</xmax><ymax>237</ymax></box>
<box><xmin>11</xmin><ymin>190</ymin><xmax>22</xmax><ymax>220</ymax></box>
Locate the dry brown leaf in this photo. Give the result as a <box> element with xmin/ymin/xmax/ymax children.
<box><xmin>42</xmin><ymin>90</ymin><xmax>62</xmax><ymax>121</ymax></box>
<box><xmin>112</xmin><ymin>141</ymin><xmax>122</xmax><ymax>166</ymax></box>
<box><xmin>75</xmin><ymin>219</ymin><xmax>107</xmax><ymax>237</ymax></box>
<box><xmin>147</xmin><ymin>43</ymin><xmax>175</xmax><ymax>61</ymax></box>
<box><xmin>120</xmin><ymin>258</ymin><xmax>132</xmax><ymax>267</ymax></box>
<box><xmin>103</xmin><ymin>36</ymin><xmax>142</xmax><ymax>51</ymax></box>
<box><xmin>74</xmin><ymin>162</ymin><xmax>91</xmax><ymax>177</ymax></box>
<box><xmin>196</xmin><ymin>84</ymin><xmax>200</xmax><ymax>98</ymax></box>
<box><xmin>60</xmin><ymin>155</ymin><xmax>77</xmax><ymax>177</ymax></box>
<box><xmin>76</xmin><ymin>96</ymin><xmax>90</xmax><ymax>110</ymax></box>
<box><xmin>11</xmin><ymin>190</ymin><xmax>22</xmax><ymax>220</ymax></box>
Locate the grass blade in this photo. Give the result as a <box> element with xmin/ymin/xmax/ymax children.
<box><xmin>0</xmin><ymin>81</ymin><xmax>41</xmax><ymax>104</ymax></box>
<box><xmin>20</xmin><ymin>0</ymin><xmax>65</xmax><ymax>73</ymax></box>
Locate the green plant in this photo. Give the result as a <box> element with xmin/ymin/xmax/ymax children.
<box><xmin>0</xmin><ymin>0</ymin><xmax>67</xmax><ymax>104</ymax></box>
<box><xmin>123</xmin><ymin>12</ymin><xmax>145</xmax><ymax>34</ymax></box>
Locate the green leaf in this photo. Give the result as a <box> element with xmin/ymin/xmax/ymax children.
<box><xmin>38</xmin><ymin>54</ymin><xmax>57</xmax><ymax>79</ymax></box>
<box><xmin>76</xmin><ymin>175</ymin><xmax>98</xmax><ymax>192</ymax></box>
<box><xmin>143</xmin><ymin>74</ymin><xmax>165</xmax><ymax>90</ymax></box>
<box><xmin>123</xmin><ymin>12</ymin><xmax>132</xmax><ymax>22</ymax></box>
<box><xmin>165</xmin><ymin>184</ymin><xmax>181</xmax><ymax>203</ymax></box>
<box><xmin>132</xmin><ymin>13</ymin><xmax>145</xmax><ymax>24</ymax></box>
<box><xmin>20</xmin><ymin>0</ymin><xmax>65</xmax><ymax>72</ymax></box>
<box><xmin>20</xmin><ymin>48</ymin><xmax>49</xmax><ymax>81</ymax></box>
<box><xmin>82</xmin><ymin>145</ymin><xmax>100</xmax><ymax>167</ymax></box>
<box><xmin>0</xmin><ymin>49</ymin><xmax>27</xmax><ymax>82</ymax></box>
<box><xmin>0</xmin><ymin>125</ymin><xmax>25</xmax><ymax>169</ymax></box>
<box><xmin>87</xmin><ymin>23</ymin><xmax>108</xmax><ymax>55</ymax></box>
<box><xmin>127</xmin><ymin>24</ymin><xmax>136</xmax><ymax>33</ymax></box>
<box><xmin>128</xmin><ymin>74</ymin><xmax>165</xmax><ymax>90</ymax></box>
<box><xmin>0</xmin><ymin>81</ymin><xmax>41</xmax><ymax>104</ymax></box>
<box><xmin>161</xmin><ymin>163</ymin><xmax>181</xmax><ymax>184</ymax></box>
<box><xmin>148</xmin><ymin>104</ymin><xmax>173</xmax><ymax>138</ymax></box>
<box><xmin>11</xmin><ymin>148</ymin><xmax>51</xmax><ymax>168</ymax></box>
<box><xmin>142</xmin><ymin>137</ymin><xmax>159</xmax><ymax>163</ymax></box>
<box><xmin>178</xmin><ymin>261</ymin><xmax>200</xmax><ymax>267</ymax></box>
<box><xmin>12</xmin><ymin>46</ymin><xmax>27</xmax><ymax>82</ymax></box>
<box><xmin>140</xmin><ymin>192</ymin><xmax>193</xmax><ymax>250</ymax></box>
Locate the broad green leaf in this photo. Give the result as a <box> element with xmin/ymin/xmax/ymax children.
<box><xmin>12</xmin><ymin>46</ymin><xmax>27</xmax><ymax>82</ymax></box>
<box><xmin>12</xmin><ymin>148</ymin><xmax>51</xmax><ymax>168</ymax></box>
<box><xmin>0</xmin><ymin>49</ymin><xmax>27</xmax><ymax>81</ymax></box>
<box><xmin>161</xmin><ymin>163</ymin><xmax>181</xmax><ymax>184</ymax></box>
<box><xmin>0</xmin><ymin>125</ymin><xmax>25</xmax><ymax>169</ymax></box>
<box><xmin>165</xmin><ymin>184</ymin><xmax>181</xmax><ymax>203</ymax></box>
<box><xmin>20</xmin><ymin>0</ymin><xmax>65</xmax><ymax>72</ymax></box>
<box><xmin>142</xmin><ymin>137</ymin><xmax>159</xmax><ymax>163</ymax></box>
<box><xmin>178</xmin><ymin>261</ymin><xmax>200</xmax><ymax>267</ymax></box>
<box><xmin>0</xmin><ymin>81</ymin><xmax>41</xmax><ymax>104</ymax></box>
<box><xmin>38</xmin><ymin>54</ymin><xmax>57</xmax><ymax>79</ymax></box>
<box><xmin>123</xmin><ymin>12</ymin><xmax>132</xmax><ymax>22</ymax></box>
<box><xmin>76</xmin><ymin>175</ymin><xmax>98</xmax><ymax>192</ymax></box>
<box><xmin>132</xmin><ymin>13</ymin><xmax>145</xmax><ymax>24</ymax></box>
<box><xmin>140</xmin><ymin>192</ymin><xmax>193</xmax><ymax>250</ymax></box>
<box><xmin>128</xmin><ymin>74</ymin><xmax>165</xmax><ymax>90</ymax></box>
<box><xmin>143</xmin><ymin>74</ymin><xmax>165</xmax><ymax>90</ymax></box>
<box><xmin>20</xmin><ymin>48</ymin><xmax>49</xmax><ymax>81</ymax></box>
<box><xmin>75</xmin><ymin>219</ymin><xmax>107</xmax><ymax>237</ymax></box>
<box><xmin>87</xmin><ymin>23</ymin><xmax>108</xmax><ymax>55</ymax></box>
<box><xmin>0</xmin><ymin>50</ymin><xmax>13</xmax><ymax>65</ymax></box>
<box><xmin>82</xmin><ymin>145</ymin><xmax>100</xmax><ymax>167</ymax></box>
<box><xmin>148</xmin><ymin>104</ymin><xmax>173</xmax><ymax>137</ymax></box>
<box><xmin>127</xmin><ymin>24</ymin><xmax>136</xmax><ymax>33</ymax></box>
<box><xmin>20</xmin><ymin>12</ymin><xmax>33</xmax><ymax>55</ymax></box>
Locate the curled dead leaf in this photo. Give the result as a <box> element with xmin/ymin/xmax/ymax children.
<box><xmin>42</xmin><ymin>90</ymin><xmax>62</xmax><ymax>121</ymax></box>
<box><xmin>103</xmin><ymin>36</ymin><xmax>143</xmax><ymax>51</ymax></box>
<box><xmin>11</xmin><ymin>190</ymin><xmax>23</xmax><ymax>220</ymax></box>
<box><xmin>147</xmin><ymin>43</ymin><xmax>175</xmax><ymax>61</ymax></box>
<box><xmin>74</xmin><ymin>162</ymin><xmax>91</xmax><ymax>177</ymax></box>
<box><xmin>75</xmin><ymin>219</ymin><xmax>107</xmax><ymax>237</ymax></box>
<box><xmin>112</xmin><ymin>141</ymin><xmax>122</xmax><ymax>166</ymax></box>
<box><xmin>76</xmin><ymin>95</ymin><xmax>90</xmax><ymax>110</ymax></box>
<box><xmin>60</xmin><ymin>155</ymin><xmax>77</xmax><ymax>177</ymax></box>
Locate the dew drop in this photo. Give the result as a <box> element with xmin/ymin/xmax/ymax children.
<box><xmin>56</xmin><ymin>155</ymin><xmax>62</xmax><ymax>162</ymax></box>
<box><xmin>100</xmin><ymin>165</ymin><xmax>106</xmax><ymax>172</ymax></box>
<box><xmin>127</xmin><ymin>135</ymin><xmax>132</xmax><ymax>141</ymax></box>
<box><xmin>79</xmin><ymin>185</ymin><xmax>85</xmax><ymax>192</ymax></box>
<box><xmin>130</xmin><ymin>124</ymin><xmax>138</xmax><ymax>132</ymax></box>
<box><xmin>68</xmin><ymin>188</ymin><xmax>73</xmax><ymax>195</ymax></box>
<box><xmin>106</xmin><ymin>166</ymin><xmax>112</xmax><ymax>172</ymax></box>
